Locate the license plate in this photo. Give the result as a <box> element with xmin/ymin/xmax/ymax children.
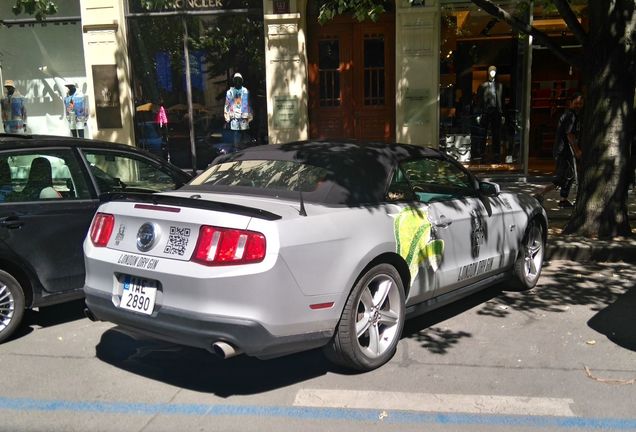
<box><xmin>120</xmin><ymin>276</ymin><xmax>157</xmax><ymax>315</ymax></box>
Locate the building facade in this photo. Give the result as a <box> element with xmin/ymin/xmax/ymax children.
<box><xmin>0</xmin><ymin>0</ymin><xmax>582</xmax><ymax>173</ymax></box>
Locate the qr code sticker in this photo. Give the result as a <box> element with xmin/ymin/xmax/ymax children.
<box><xmin>164</xmin><ymin>226</ymin><xmax>191</xmax><ymax>256</ymax></box>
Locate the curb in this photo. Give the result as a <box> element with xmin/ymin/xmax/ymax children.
<box><xmin>496</xmin><ymin>179</ymin><xmax>636</xmax><ymax>262</ymax></box>
<box><xmin>545</xmin><ymin>236</ymin><xmax>636</xmax><ymax>262</ymax></box>
<box><xmin>544</xmin><ymin>211</ymin><xmax>636</xmax><ymax>223</ymax></box>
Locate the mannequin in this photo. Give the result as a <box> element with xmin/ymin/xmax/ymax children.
<box><xmin>223</xmin><ymin>72</ymin><xmax>253</xmax><ymax>147</ymax></box>
<box><xmin>155</xmin><ymin>100</ymin><xmax>169</xmax><ymax>160</ymax></box>
<box><xmin>476</xmin><ymin>66</ymin><xmax>504</xmax><ymax>162</ymax></box>
<box><xmin>1</xmin><ymin>80</ymin><xmax>27</xmax><ymax>134</ymax></box>
<box><xmin>64</xmin><ymin>83</ymin><xmax>88</xmax><ymax>138</ymax></box>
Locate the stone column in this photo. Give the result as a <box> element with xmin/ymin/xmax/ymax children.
<box><xmin>263</xmin><ymin>0</ymin><xmax>309</xmax><ymax>144</ymax></box>
<box><xmin>395</xmin><ymin>0</ymin><xmax>440</xmax><ymax>147</ymax></box>
<box><xmin>79</xmin><ymin>0</ymin><xmax>135</xmax><ymax>145</ymax></box>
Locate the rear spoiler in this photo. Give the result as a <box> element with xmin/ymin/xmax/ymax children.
<box><xmin>100</xmin><ymin>192</ymin><xmax>282</xmax><ymax>221</ymax></box>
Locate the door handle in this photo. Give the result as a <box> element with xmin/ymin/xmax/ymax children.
<box><xmin>0</xmin><ymin>216</ymin><xmax>24</xmax><ymax>229</ymax></box>
<box><xmin>432</xmin><ymin>215</ymin><xmax>452</xmax><ymax>228</ymax></box>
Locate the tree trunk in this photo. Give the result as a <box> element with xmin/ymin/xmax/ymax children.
<box><xmin>563</xmin><ymin>0</ymin><xmax>636</xmax><ymax>238</ymax></box>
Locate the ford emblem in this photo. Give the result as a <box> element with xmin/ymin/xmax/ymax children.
<box><xmin>137</xmin><ymin>223</ymin><xmax>159</xmax><ymax>252</ymax></box>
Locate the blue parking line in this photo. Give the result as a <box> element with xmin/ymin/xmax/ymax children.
<box><xmin>1</xmin><ymin>396</ymin><xmax>636</xmax><ymax>429</ymax></box>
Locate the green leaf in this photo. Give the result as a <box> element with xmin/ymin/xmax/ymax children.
<box><xmin>12</xmin><ymin>0</ymin><xmax>58</xmax><ymax>20</ymax></box>
<box><xmin>318</xmin><ymin>0</ymin><xmax>387</xmax><ymax>23</ymax></box>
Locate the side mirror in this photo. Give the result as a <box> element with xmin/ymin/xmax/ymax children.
<box><xmin>479</xmin><ymin>181</ymin><xmax>500</xmax><ymax>197</ymax></box>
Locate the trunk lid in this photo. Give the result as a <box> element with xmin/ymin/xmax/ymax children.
<box><xmin>98</xmin><ymin>192</ymin><xmax>283</xmax><ymax>261</ymax></box>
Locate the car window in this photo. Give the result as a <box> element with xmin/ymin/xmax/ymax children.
<box><xmin>81</xmin><ymin>150</ymin><xmax>179</xmax><ymax>193</ymax></box>
<box><xmin>386</xmin><ymin>167</ymin><xmax>416</xmax><ymax>202</ymax></box>
<box><xmin>0</xmin><ymin>149</ymin><xmax>91</xmax><ymax>203</ymax></box>
<box><xmin>191</xmin><ymin>160</ymin><xmax>329</xmax><ymax>192</ymax></box>
<box><xmin>399</xmin><ymin>158</ymin><xmax>475</xmax><ymax>203</ymax></box>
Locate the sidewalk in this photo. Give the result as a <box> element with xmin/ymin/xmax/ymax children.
<box><xmin>492</xmin><ymin>175</ymin><xmax>636</xmax><ymax>263</ymax></box>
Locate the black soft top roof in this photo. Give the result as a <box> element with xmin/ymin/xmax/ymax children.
<box><xmin>232</xmin><ymin>140</ymin><xmax>439</xmax><ymax>164</ymax></box>
<box><xmin>224</xmin><ymin>140</ymin><xmax>442</xmax><ymax>172</ymax></box>
<box><xmin>184</xmin><ymin>140</ymin><xmax>445</xmax><ymax>206</ymax></box>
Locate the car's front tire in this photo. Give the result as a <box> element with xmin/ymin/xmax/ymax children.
<box><xmin>0</xmin><ymin>270</ymin><xmax>25</xmax><ymax>343</ymax></box>
<box><xmin>325</xmin><ymin>263</ymin><xmax>405</xmax><ymax>371</ymax></box>
<box><xmin>511</xmin><ymin>218</ymin><xmax>545</xmax><ymax>290</ymax></box>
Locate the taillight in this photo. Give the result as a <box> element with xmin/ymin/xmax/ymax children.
<box><xmin>192</xmin><ymin>225</ymin><xmax>266</xmax><ymax>266</ymax></box>
<box><xmin>89</xmin><ymin>213</ymin><xmax>115</xmax><ymax>247</ymax></box>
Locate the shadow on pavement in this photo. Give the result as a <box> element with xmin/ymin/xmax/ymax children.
<box><xmin>9</xmin><ymin>299</ymin><xmax>86</xmax><ymax>342</ymax></box>
<box><xmin>403</xmin><ymin>285</ymin><xmax>502</xmax><ymax>354</ymax></box>
<box><xmin>96</xmin><ymin>327</ymin><xmax>341</xmax><ymax>396</ymax></box>
<box><xmin>403</xmin><ymin>261</ymin><xmax>636</xmax><ymax>355</ymax></box>
<box><xmin>96</xmin><ymin>285</ymin><xmax>505</xmax><ymax>391</ymax></box>
<box><xmin>588</xmin><ymin>287</ymin><xmax>636</xmax><ymax>351</ymax></box>
<box><xmin>94</xmin><ymin>262</ymin><xmax>636</xmax><ymax>393</ymax></box>
<box><xmin>476</xmin><ymin>261</ymin><xmax>634</xmax><ymax>318</ymax></box>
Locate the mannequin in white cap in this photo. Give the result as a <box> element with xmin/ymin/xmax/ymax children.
<box><xmin>223</xmin><ymin>72</ymin><xmax>253</xmax><ymax>147</ymax></box>
<box><xmin>476</xmin><ymin>65</ymin><xmax>504</xmax><ymax>162</ymax></box>
<box><xmin>1</xmin><ymin>80</ymin><xmax>27</xmax><ymax>134</ymax></box>
<box><xmin>64</xmin><ymin>83</ymin><xmax>88</xmax><ymax>138</ymax></box>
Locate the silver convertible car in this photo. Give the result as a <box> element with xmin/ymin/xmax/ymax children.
<box><xmin>83</xmin><ymin>141</ymin><xmax>547</xmax><ymax>371</ymax></box>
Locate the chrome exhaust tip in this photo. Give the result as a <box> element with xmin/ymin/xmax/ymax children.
<box><xmin>211</xmin><ymin>341</ymin><xmax>242</xmax><ymax>359</ymax></box>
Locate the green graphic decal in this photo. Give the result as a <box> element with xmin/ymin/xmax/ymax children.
<box><xmin>394</xmin><ymin>208</ymin><xmax>445</xmax><ymax>283</ymax></box>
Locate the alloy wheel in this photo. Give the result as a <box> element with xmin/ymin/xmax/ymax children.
<box><xmin>354</xmin><ymin>273</ymin><xmax>402</xmax><ymax>359</ymax></box>
<box><xmin>523</xmin><ymin>221</ymin><xmax>544</xmax><ymax>282</ymax></box>
<box><xmin>0</xmin><ymin>282</ymin><xmax>15</xmax><ymax>332</ymax></box>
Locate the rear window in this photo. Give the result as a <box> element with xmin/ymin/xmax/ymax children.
<box><xmin>191</xmin><ymin>160</ymin><xmax>329</xmax><ymax>192</ymax></box>
<box><xmin>183</xmin><ymin>145</ymin><xmax>394</xmax><ymax>206</ymax></box>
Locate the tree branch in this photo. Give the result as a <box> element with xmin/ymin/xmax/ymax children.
<box><xmin>469</xmin><ymin>0</ymin><xmax>583</xmax><ymax>69</ymax></box>
<box><xmin>552</xmin><ymin>0</ymin><xmax>588</xmax><ymax>46</ymax></box>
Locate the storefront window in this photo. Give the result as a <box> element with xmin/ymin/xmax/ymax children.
<box><xmin>0</xmin><ymin>1</ymin><xmax>86</xmax><ymax>137</ymax></box>
<box><xmin>363</xmin><ymin>35</ymin><xmax>385</xmax><ymax>106</ymax></box>
<box><xmin>439</xmin><ymin>1</ymin><xmax>529</xmax><ymax>170</ymax></box>
<box><xmin>528</xmin><ymin>12</ymin><xmax>583</xmax><ymax>160</ymax></box>
<box><xmin>318</xmin><ymin>39</ymin><xmax>340</xmax><ymax>107</ymax></box>
<box><xmin>127</xmin><ymin>0</ymin><xmax>265</xmax><ymax>171</ymax></box>
<box><xmin>439</xmin><ymin>1</ymin><xmax>585</xmax><ymax>173</ymax></box>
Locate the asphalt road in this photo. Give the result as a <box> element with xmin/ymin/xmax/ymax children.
<box><xmin>1</xmin><ymin>260</ymin><xmax>635</xmax><ymax>432</ymax></box>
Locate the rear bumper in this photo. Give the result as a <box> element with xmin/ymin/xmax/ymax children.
<box><xmin>84</xmin><ymin>289</ymin><xmax>333</xmax><ymax>359</ymax></box>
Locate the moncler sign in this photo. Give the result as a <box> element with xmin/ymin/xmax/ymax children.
<box><xmin>132</xmin><ymin>0</ymin><xmax>223</xmax><ymax>12</ymax></box>
<box><xmin>169</xmin><ymin>0</ymin><xmax>223</xmax><ymax>8</ymax></box>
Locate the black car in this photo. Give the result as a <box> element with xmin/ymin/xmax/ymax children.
<box><xmin>0</xmin><ymin>134</ymin><xmax>192</xmax><ymax>342</ymax></box>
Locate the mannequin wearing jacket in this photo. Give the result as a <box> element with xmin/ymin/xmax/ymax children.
<box><xmin>64</xmin><ymin>83</ymin><xmax>88</xmax><ymax>138</ymax></box>
<box><xmin>1</xmin><ymin>80</ymin><xmax>27</xmax><ymax>134</ymax></box>
<box><xmin>476</xmin><ymin>66</ymin><xmax>505</xmax><ymax>162</ymax></box>
<box><xmin>223</xmin><ymin>72</ymin><xmax>253</xmax><ymax>147</ymax></box>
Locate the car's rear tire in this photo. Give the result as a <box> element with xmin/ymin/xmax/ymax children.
<box><xmin>324</xmin><ymin>263</ymin><xmax>405</xmax><ymax>372</ymax></box>
<box><xmin>0</xmin><ymin>270</ymin><xmax>25</xmax><ymax>343</ymax></box>
<box><xmin>511</xmin><ymin>218</ymin><xmax>545</xmax><ymax>291</ymax></box>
